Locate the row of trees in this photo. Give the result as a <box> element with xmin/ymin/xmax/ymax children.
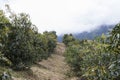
<box><xmin>63</xmin><ymin>24</ymin><xmax>120</xmax><ymax>80</ymax></box>
<box><xmin>0</xmin><ymin>8</ymin><xmax>57</xmax><ymax>70</ymax></box>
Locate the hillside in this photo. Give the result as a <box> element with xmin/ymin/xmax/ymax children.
<box><xmin>30</xmin><ymin>43</ymin><xmax>69</xmax><ymax>80</ymax></box>
<box><xmin>2</xmin><ymin>43</ymin><xmax>77</xmax><ymax>80</ymax></box>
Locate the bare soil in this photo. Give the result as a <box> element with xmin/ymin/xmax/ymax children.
<box><xmin>13</xmin><ymin>43</ymin><xmax>78</xmax><ymax>80</ymax></box>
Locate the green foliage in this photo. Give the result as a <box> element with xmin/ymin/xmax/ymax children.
<box><xmin>2</xmin><ymin>13</ymin><xmax>38</xmax><ymax>69</ymax></box>
<box><xmin>109</xmin><ymin>23</ymin><xmax>120</xmax><ymax>54</ymax></box>
<box><xmin>0</xmin><ymin>10</ymin><xmax>11</xmax><ymax>67</ymax></box>
<box><xmin>62</xmin><ymin>34</ymin><xmax>75</xmax><ymax>46</ymax></box>
<box><xmin>0</xmin><ymin>53</ymin><xmax>12</xmax><ymax>66</ymax></box>
<box><xmin>34</xmin><ymin>31</ymin><xmax>57</xmax><ymax>61</ymax></box>
<box><xmin>43</xmin><ymin>31</ymin><xmax>57</xmax><ymax>53</ymax></box>
<box><xmin>65</xmin><ymin>40</ymin><xmax>113</xmax><ymax>78</ymax></box>
<box><xmin>108</xmin><ymin>23</ymin><xmax>120</xmax><ymax>80</ymax></box>
<box><xmin>65</xmin><ymin>45</ymin><xmax>82</xmax><ymax>76</ymax></box>
<box><xmin>0</xmin><ymin>8</ymin><xmax>57</xmax><ymax>70</ymax></box>
<box><xmin>64</xmin><ymin>23</ymin><xmax>120</xmax><ymax>80</ymax></box>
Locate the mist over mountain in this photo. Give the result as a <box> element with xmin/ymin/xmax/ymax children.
<box><xmin>58</xmin><ymin>24</ymin><xmax>115</xmax><ymax>42</ymax></box>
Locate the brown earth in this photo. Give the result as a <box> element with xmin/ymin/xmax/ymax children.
<box><xmin>13</xmin><ymin>43</ymin><xmax>78</xmax><ymax>80</ymax></box>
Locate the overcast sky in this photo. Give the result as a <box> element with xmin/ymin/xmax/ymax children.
<box><xmin>0</xmin><ymin>0</ymin><xmax>120</xmax><ymax>35</ymax></box>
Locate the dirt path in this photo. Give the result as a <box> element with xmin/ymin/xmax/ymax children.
<box><xmin>13</xmin><ymin>43</ymin><xmax>77</xmax><ymax>80</ymax></box>
<box><xmin>30</xmin><ymin>42</ymin><xmax>70</xmax><ymax>80</ymax></box>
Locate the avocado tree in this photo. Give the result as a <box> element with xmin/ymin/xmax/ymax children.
<box><xmin>0</xmin><ymin>10</ymin><xmax>11</xmax><ymax>66</ymax></box>
<box><xmin>63</xmin><ymin>34</ymin><xmax>75</xmax><ymax>46</ymax></box>
<box><xmin>3</xmin><ymin>13</ymin><xmax>37</xmax><ymax>69</ymax></box>
<box><xmin>108</xmin><ymin>23</ymin><xmax>120</xmax><ymax>79</ymax></box>
<box><xmin>64</xmin><ymin>24</ymin><xmax>120</xmax><ymax>80</ymax></box>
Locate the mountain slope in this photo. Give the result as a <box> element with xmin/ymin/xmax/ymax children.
<box><xmin>11</xmin><ymin>43</ymin><xmax>77</xmax><ymax>80</ymax></box>
<box><xmin>74</xmin><ymin>25</ymin><xmax>114</xmax><ymax>40</ymax></box>
<box><xmin>58</xmin><ymin>25</ymin><xmax>114</xmax><ymax>42</ymax></box>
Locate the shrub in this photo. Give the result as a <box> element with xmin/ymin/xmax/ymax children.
<box><xmin>63</xmin><ymin>34</ymin><xmax>75</xmax><ymax>46</ymax></box>
<box><xmin>63</xmin><ymin>24</ymin><xmax>120</xmax><ymax>79</ymax></box>
<box><xmin>64</xmin><ymin>28</ymin><xmax>120</xmax><ymax>80</ymax></box>
<box><xmin>0</xmin><ymin>8</ymin><xmax>57</xmax><ymax>70</ymax></box>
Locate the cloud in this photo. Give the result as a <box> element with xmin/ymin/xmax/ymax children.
<box><xmin>1</xmin><ymin>0</ymin><xmax>120</xmax><ymax>35</ymax></box>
